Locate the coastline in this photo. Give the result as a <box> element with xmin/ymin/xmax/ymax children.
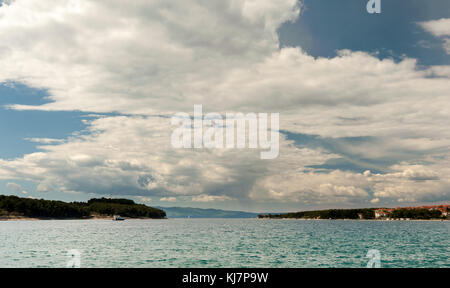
<box><xmin>1</xmin><ymin>216</ymin><xmax>448</xmax><ymax>222</ymax></box>
<box><xmin>0</xmin><ymin>215</ymin><xmax>165</xmax><ymax>221</ymax></box>
<box><xmin>258</xmin><ymin>218</ymin><xmax>449</xmax><ymax>221</ymax></box>
<box><xmin>0</xmin><ymin>196</ymin><xmax>167</xmax><ymax>220</ymax></box>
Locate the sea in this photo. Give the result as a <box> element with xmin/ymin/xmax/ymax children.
<box><xmin>0</xmin><ymin>218</ymin><xmax>448</xmax><ymax>268</ymax></box>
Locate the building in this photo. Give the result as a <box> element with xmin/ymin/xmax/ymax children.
<box><xmin>374</xmin><ymin>209</ymin><xmax>392</xmax><ymax>219</ymax></box>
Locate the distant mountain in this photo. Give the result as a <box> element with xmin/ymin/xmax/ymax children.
<box><xmin>155</xmin><ymin>206</ymin><xmax>259</xmax><ymax>218</ymax></box>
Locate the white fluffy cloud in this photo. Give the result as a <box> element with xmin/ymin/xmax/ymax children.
<box><xmin>251</xmin><ymin>163</ymin><xmax>450</xmax><ymax>205</ymax></box>
<box><xmin>368</xmin><ymin>163</ymin><xmax>450</xmax><ymax>203</ymax></box>
<box><xmin>136</xmin><ymin>196</ymin><xmax>152</xmax><ymax>203</ymax></box>
<box><xmin>420</xmin><ymin>18</ymin><xmax>450</xmax><ymax>54</ymax></box>
<box><xmin>0</xmin><ymin>0</ymin><xmax>449</xmax><ymax>209</ymax></box>
<box><xmin>249</xmin><ymin>170</ymin><xmax>370</xmax><ymax>204</ymax></box>
<box><xmin>1</xmin><ymin>1</ymin><xmax>447</xmax><ymax>116</ymax></box>
<box><xmin>160</xmin><ymin>197</ymin><xmax>177</xmax><ymax>202</ymax></box>
<box><xmin>192</xmin><ymin>195</ymin><xmax>233</xmax><ymax>202</ymax></box>
<box><xmin>419</xmin><ymin>18</ymin><xmax>450</xmax><ymax>37</ymax></box>
<box><xmin>0</xmin><ymin>115</ymin><xmax>337</xmax><ymax>201</ymax></box>
<box><xmin>0</xmin><ymin>0</ymin><xmax>300</xmax><ymax>113</ymax></box>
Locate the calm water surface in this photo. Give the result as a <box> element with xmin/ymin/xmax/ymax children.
<box><xmin>0</xmin><ymin>219</ymin><xmax>448</xmax><ymax>267</ymax></box>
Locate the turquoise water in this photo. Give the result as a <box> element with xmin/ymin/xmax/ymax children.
<box><xmin>0</xmin><ymin>219</ymin><xmax>448</xmax><ymax>268</ymax></box>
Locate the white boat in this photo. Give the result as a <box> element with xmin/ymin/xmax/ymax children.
<box><xmin>113</xmin><ymin>215</ymin><xmax>125</xmax><ymax>221</ymax></box>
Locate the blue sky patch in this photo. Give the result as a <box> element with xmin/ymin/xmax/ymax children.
<box><xmin>278</xmin><ymin>0</ymin><xmax>450</xmax><ymax>66</ymax></box>
<box><xmin>0</xmin><ymin>82</ymin><xmax>88</xmax><ymax>159</ymax></box>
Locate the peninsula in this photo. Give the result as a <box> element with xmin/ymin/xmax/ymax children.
<box><xmin>258</xmin><ymin>205</ymin><xmax>449</xmax><ymax>220</ymax></box>
<box><xmin>0</xmin><ymin>195</ymin><xmax>166</xmax><ymax>220</ymax></box>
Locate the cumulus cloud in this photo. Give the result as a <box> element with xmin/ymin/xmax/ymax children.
<box><xmin>0</xmin><ymin>0</ymin><xmax>300</xmax><ymax>113</ymax></box>
<box><xmin>419</xmin><ymin>18</ymin><xmax>450</xmax><ymax>54</ymax></box>
<box><xmin>1</xmin><ymin>1</ymin><xmax>448</xmax><ymax>116</ymax></box>
<box><xmin>444</xmin><ymin>38</ymin><xmax>450</xmax><ymax>54</ymax></box>
<box><xmin>160</xmin><ymin>197</ymin><xmax>177</xmax><ymax>202</ymax></box>
<box><xmin>192</xmin><ymin>195</ymin><xmax>233</xmax><ymax>203</ymax></box>
<box><xmin>250</xmin><ymin>163</ymin><xmax>449</xmax><ymax>205</ymax></box>
<box><xmin>136</xmin><ymin>196</ymin><xmax>152</xmax><ymax>203</ymax></box>
<box><xmin>6</xmin><ymin>182</ymin><xmax>28</xmax><ymax>194</ymax></box>
<box><xmin>0</xmin><ymin>1</ymin><xmax>448</xmax><ymax>208</ymax></box>
<box><xmin>0</xmin><ymin>115</ymin><xmax>336</xmax><ymax>201</ymax></box>
<box><xmin>419</xmin><ymin>18</ymin><xmax>450</xmax><ymax>37</ymax></box>
<box><xmin>249</xmin><ymin>170</ymin><xmax>370</xmax><ymax>204</ymax></box>
<box><xmin>370</xmin><ymin>198</ymin><xmax>379</xmax><ymax>204</ymax></box>
<box><xmin>367</xmin><ymin>163</ymin><xmax>450</xmax><ymax>203</ymax></box>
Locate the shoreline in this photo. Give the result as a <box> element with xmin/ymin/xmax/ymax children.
<box><xmin>258</xmin><ymin>218</ymin><xmax>449</xmax><ymax>221</ymax></box>
<box><xmin>0</xmin><ymin>215</ymin><xmax>166</xmax><ymax>221</ymax></box>
<box><xmin>1</xmin><ymin>216</ymin><xmax>448</xmax><ymax>222</ymax></box>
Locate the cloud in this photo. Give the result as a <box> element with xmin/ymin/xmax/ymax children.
<box><xmin>6</xmin><ymin>182</ymin><xmax>28</xmax><ymax>194</ymax></box>
<box><xmin>444</xmin><ymin>38</ymin><xmax>450</xmax><ymax>54</ymax></box>
<box><xmin>192</xmin><ymin>195</ymin><xmax>233</xmax><ymax>203</ymax></box>
<box><xmin>370</xmin><ymin>198</ymin><xmax>379</xmax><ymax>204</ymax></box>
<box><xmin>0</xmin><ymin>1</ymin><xmax>448</xmax><ymax>209</ymax></box>
<box><xmin>1</xmin><ymin>1</ymin><xmax>448</xmax><ymax>116</ymax></box>
<box><xmin>0</xmin><ymin>0</ymin><xmax>301</xmax><ymax>113</ymax></box>
<box><xmin>0</xmin><ymin>115</ymin><xmax>335</xmax><ymax>201</ymax></box>
<box><xmin>7</xmin><ymin>182</ymin><xmax>22</xmax><ymax>191</ymax></box>
<box><xmin>419</xmin><ymin>18</ymin><xmax>450</xmax><ymax>37</ymax></box>
<box><xmin>25</xmin><ymin>138</ymin><xmax>65</xmax><ymax>144</ymax></box>
<box><xmin>136</xmin><ymin>196</ymin><xmax>152</xmax><ymax>203</ymax></box>
<box><xmin>399</xmin><ymin>165</ymin><xmax>440</xmax><ymax>181</ymax></box>
<box><xmin>367</xmin><ymin>163</ymin><xmax>450</xmax><ymax>203</ymax></box>
<box><xmin>160</xmin><ymin>197</ymin><xmax>177</xmax><ymax>202</ymax></box>
<box><xmin>250</xmin><ymin>162</ymin><xmax>450</xmax><ymax>205</ymax></box>
<box><xmin>419</xmin><ymin>18</ymin><xmax>450</xmax><ymax>54</ymax></box>
<box><xmin>249</xmin><ymin>170</ymin><xmax>371</xmax><ymax>204</ymax></box>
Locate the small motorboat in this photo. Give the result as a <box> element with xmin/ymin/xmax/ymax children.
<box><xmin>113</xmin><ymin>215</ymin><xmax>125</xmax><ymax>221</ymax></box>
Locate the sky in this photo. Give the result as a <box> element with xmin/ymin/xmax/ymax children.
<box><xmin>0</xmin><ymin>0</ymin><xmax>449</xmax><ymax>212</ymax></box>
